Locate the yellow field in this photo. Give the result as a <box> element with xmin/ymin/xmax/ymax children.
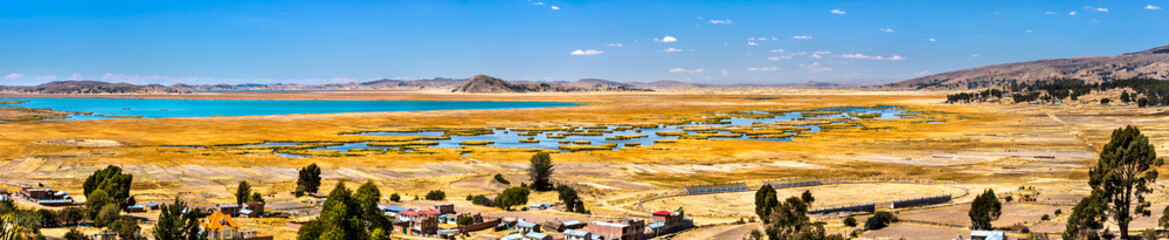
<box><xmin>642</xmin><ymin>183</ymin><xmax>964</xmax><ymax>218</ymax></box>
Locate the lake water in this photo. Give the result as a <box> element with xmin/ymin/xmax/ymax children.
<box><xmin>237</xmin><ymin>106</ymin><xmax>912</xmax><ymax>157</ymax></box>
<box><xmin>0</xmin><ymin>98</ymin><xmax>577</xmax><ymax>120</ymax></box>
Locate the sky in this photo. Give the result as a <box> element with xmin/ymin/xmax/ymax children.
<box><xmin>2</xmin><ymin>0</ymin><xmax>1168</xmax><ymax>86</ymax></box>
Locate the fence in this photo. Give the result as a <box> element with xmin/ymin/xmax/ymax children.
<box><xmin>892</xmin><ymin>195</ymin><xmax>953</xmax><ymax>209</ymax></box>
<box><xmin>683</xmin><ymin>182</ymin><xmax>749</xmax><ymax>195</ymax></box>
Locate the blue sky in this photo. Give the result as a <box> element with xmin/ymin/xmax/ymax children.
<box><xmin>1</xmin><ymin>0</ymin><xmax>1167</xmax><ymax>86</ymax></box>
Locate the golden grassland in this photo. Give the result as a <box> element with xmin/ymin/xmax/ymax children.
<box><xmin>3</xmin><ymin>89</ymin><xmax>1169</xmax><ymax>238</ymax></box>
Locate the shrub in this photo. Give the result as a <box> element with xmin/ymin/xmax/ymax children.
<box><xmin>494</xmin><ymin>174</ymin><xmax>510</xmax><ymax>185</ymax></box>
<box><xmin>864</xmin><ymin>211</ymin><xmax>896</xmax><ymax>230</ymax></box>
<box><xmin>843</xmin><ymin>216</ymin><xmax>858</xmax><ymax>227</ymax></box>
<box><xmin>1041</xmin><ymin>214</ymin><xmax>1050</xmax><ymax>221</ymax></box>
<box><xmin>389</xmin><ymin>193</ymin><xmax>400</xmax><ymax>202</ymax></box>
<box><xmin>425</xmin><ymin>190</ymin><xmax>446</xmax><ymax>201</ymax></box>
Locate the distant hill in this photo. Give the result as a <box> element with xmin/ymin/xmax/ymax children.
<box><xmin>888</xmin><ymin>44</ymin><xmax>1169</xmax><ymax>90</ymax></box>
<box><xmin>451</xmin><ymin>75</ymin><xmax>652</xmax><ymax>93</ymax></box>
<box><xmin>0</xmin><ymin>81</ymin><xmax>183</xmax><ymax>94</ymax></box>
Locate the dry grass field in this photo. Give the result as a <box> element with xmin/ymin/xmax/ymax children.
<box><xmin>3</xmin><ymin>89</ymin><xmax>1169</xmax><ymax>239</ymax></box>
<box><xmin>642</xmin><ymin>183</ymin><xmax>964</xmax><ymax>218</ymax></box>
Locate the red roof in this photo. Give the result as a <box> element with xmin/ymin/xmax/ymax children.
<box><xmin>420</xmin><ymin>210</ymin><xmax>441</xmax><ymax>215</ymax></box>
<box><xmin>652</xmin><ymin>211</ymin><xmax>672</xmax><ymax>216</ymax></box>
<box><xmin>399</xmin><ymin>210</ymin><xmax>418</xmax><ymax>216</ymax></box>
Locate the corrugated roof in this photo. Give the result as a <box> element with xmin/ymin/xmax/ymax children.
<box><xmin>201</xmin><ymin>211</ymin><xmax>239</xmax><ymax>230</ymax></box>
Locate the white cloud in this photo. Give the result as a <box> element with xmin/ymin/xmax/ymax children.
<box><xmin>838</xmin><ymin>53</ymin><xmax>906</xmax><ymax>60</ymax></box>
<box><xmin>668</xmin><ymin>68</ymin><xmax>704</xmax><ymax>74</ymax></box>
<box><xmin>1025</xmin><ymin>29</ymin><xmax>1033</xmax><ymax>33</ymax></box>
<box><xmin>880</xmin><ymin>28</ymin><xmax>895</xmax><ymax>33</ymax></box>
<box><xmin>748</xmin><ymin>67</ymin><xmax>780</xmax><ymax>71</ymax></box>
<box><xmin>708</xmin><ymin>19</ymin><xmax>732</xmax><ymax>24</ymax></box>
<box><xmin>529</xmin><ymin>1</ymin><xmax>544</xmax><ymax>6</ymax></box>
<box><xmin>1045</xmin><ymin>11</ymin><xmax>1055</xmax><ymax>15</ymax></box>
<box><xmin>68</xmin><ymin>73</ymin><xmax>82</xmax><ymax>80</ymax></box>
<box><xmin>720</xmin><ymin>69</ymin><xmax>729</xmax><ymax>76</ymax></box>
<box><xmin>767</xmin><ymin>56</ymin><xmax>793</xmax><ymax>61</ymax></box>
<box><xmin>790</xmin><ymin>35</ymin><xmax>812</xmax><ymax>40</ymax></box>
<box><xmin>1068</xmin><ymin>11</ymin><xmax>1077</xmax><ymax>15</ymax></box>
<box><xmin>696</xmin><ymin>16</ymin><xmax>704</xmax><ymax>20</ymax></box>
<box><xmin>769</xmin><ymin>49</ymin><xmax>786</xmax><ymax>53</ymax></box>
<box><xmin>830</xmin><ymin>9</ymin><xmax>846</xmax><ymax>14</ymax></box>
<box><xmin>605</xmin><ymin>43</ymin><xmax>622</xmax><ymax>47</ymax></box>
<box><xmin>4</xmin><ymin>73</ymin><xmax>25</xmax><ymax>80</ymax></box>
<box><xmin>1084</xmin><ymin>6</ymin><xmax>1108</xmax><ymax>12</ymax></box>
<box><xmin>809</xmin><ymin>54</ymin><xmax>823</xmax><ymax>59</ymax></box>
<box><xmin>813</xmin><ymin>51</ymin><xmax>831</xmax><ymax>55</ymax></box>
<box><xmin>972</xmin><ymin>54</ymin><xmax>979</xmax><ymax>58</ymax></box>
<box><xmin>926</xmin><ymin>38</ymin><xmax>937</xmax><ymax>42</ymax></box>
<box><xmin>570</xmin><ymin>49</ymin><xmax>603</xmax><ymax>55</ymax></box>
<box><xmin>747</xmin><ymin>41</ymin><xmax>758</xmax><ymax>46</ymax></box>
<box><xmin>799</xmin><ymin>62</ymin><xmax>833</xmax><ymax>73</ymax></box>
<box><xmin>655</xmin><ymin>36</ymin><xmax>678</xmax><ymax>43</ymax></box>
<box><xmin>551</xmin><ymin>5</ymin><xmax>559</xmax><ymax>10</ymax></box>
<box><xmin>748</xmin><ymin>37</ymin><xmax>779</xmax><ymax>41</ymax></box>
<box><xmin>1147</xmin><ymin>5</ymin><xmax>1162</xmax><ymax>10</ymax></box>
<box><xmin>663</xmin><ymin>48</ymin><xmax>683</xmax><ymax>52</ymax></box>
<box><xmin>918</xmin><ymin>70</ymin><xmax>930</xmax><ymax>75</ymax></box>
<box><xmin>36</xmin><ymin>75</ymin><xmax>57</xmax><ymax>81</ymax></box>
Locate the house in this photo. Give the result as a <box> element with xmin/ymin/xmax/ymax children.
<box><xmin>524</xmin><ymin>231</ymin><xmax>553</xmax><ymax>240</ymax></box>
<box><xmin>528</xmin><ymin>203</ymin><xmax>552</xmax><ymax>210</ymax></box>
<box><xmin>17</xmin><ymin>188</ymin><xmax>74</xmax><ymax>206</ymax></box>
<box><xmin>434</xmin><ymin>203</ymin><xmax>455</xmax><ymax>214</ymax></box>
<box><xmin>201</xmin><ymin>211</ymin><xmax>241</xmax><ymax>240</ymax></box>
<box><xmin>970</xmin><ymin>230</ymin><xmax>1005</xmax><ymax>240</ymax></box>
<box><xmin>561</xmin><ymin>220</ymin><xmax>585</xmax><ymax>230</ymax></box>
<box><xmin>379</xmin><ymin>205</ymin><xmax>409</xmax><ymax>216</ymax></box>
<box><xmin>516</xmin><ymin>220</ymin><xmax>541</xmax><ymax>233</ymax></box>
<box><xmin>500</xmin><ymin>233</ymin><xmax>525</xmax><ymax>240</ymax></box>
<box><xmin>217</xmin><ymin>203</ymin><xmax>241</xmax><ymax>216</ymax></box>
<box><xmin>588</xmin><ymin>219</ymin><xmax>645</xmax><ymax>240</ymax></box>
<box><xmin>563</xmin><ymin>229</ymin><xmax>592</xmax><ymax>240</ymax></box>
<box><xmin>648</xmin><ymin>210</ymin><xmax>692</xmax><ymax>236</ymax></box>
<box><xmin>239</xmin><ymin>202</ymin><xmax>265</xmax><ymax>218</ymax></box>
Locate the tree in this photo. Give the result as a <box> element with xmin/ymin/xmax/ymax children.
<box><xmin>63</xmin><ymin>228</ymin><xmax>88</xmax><ymax>240</ymax></box>
<box><xmin>425</xmin><ymin>190</ymin><xmax>446</xmax><ymax>200</ymax></box>
<box><xmin>470</xmin><ymin>195</ymin><xmax>494</xmax><ymax>207</ymax></box>
<box><xmin>494</xmin><ymin>186</ymin><xmax>530</xmax><ymax>211</ymax></box>
<box><xmin>93</xmin><ymin>204</ymin><xmax>121</xmax><ymax>228</ymax></box>
<box><xmin>1088</xmin><ymin>126</ymin><xmax>1162</xmax><ymax>238</ymax></box>
<box><xmin>85</xmin><ymin>190</ymin><xmax>111</xmax><ymax>219</ymax></box>
<box><xmin>83</xmin><ymin>165</ymin><xmax>134</xmax><ymax>207</ymax></box>
<box><xmin>249</xmin><ymin>192</ymin><xmax>264</xmax><ymax>203</ymax></box>
<box><xmin>842</xmin><ymin>216</ymin><xmax>857</xmax><ymax>227</ymax></box>
<box><xmin>754</xmin><ymin>185</ymin><xmax>778</xmax><ymax>224</ymax></box>
<box><xmin>1100</xmin><ymin>98</ymin><xmax>1111</xmax><ymax>104</ymax></box>
<box><xmin>34</xmin><ymin>210</ymin><xmax>58</xmax><ymax>228</ymax></box>
<box><xmin>969</xmin><ymin>189</ymin><xmax>1002</xmax><ymax>230</ymax></box>
<box><xmin>494</xmin><ymin>174</ymin><xmax>510</xmax><ymax>185</ymax></box>
<box><xmin>1063</xmin><ymin>190</ymin><xmax>1108</xmax><ymax>240</ymax></box>
<box><xmin>59</xmin><ymin>207</ymin><xmax>85</xmax><ymax>226</ymax></box>
<box><xmin>457</xmin><ymin>215</ymin><xmax>475</xmax><ymax>226</ymax></box>
<box><xmin>153</xmin><ymin>198</ymin><xmax>205</xmax><ymax>240</ymax></box>
<box><xmin>527</xmin><ymin>152</ymin><xmax>555</xmax><ymax>191</ymax></box>
<box><xmin>297</xmin><ymin>182</ymin><xmax>391</xmax><ymax>240</ymax></box>
<box><xmin>389</xmin><ymin>193</ymin><xmax>400</xmax><ymax>202</ymax></box>
<box><xmin>557</xmin><ymin>185</ymin><xmax>580</xmax><ymax>212</ymax></box>
<box><xmin>766</xmin><ymin>196</ymin><xmax>844</xmax><ymax>239</ymax></box>
<box><xmin>865</xmin><ymin>211</ymin><xmax>897</xmax><ymax>230</ymax></box>
<box><xmin>1159</xmin><ymin>205</ymin><xmax>1169</xmax><ymax>235</ymax></box>
<box><xmin>111</xmin><ymin>217</ymin><xmax>140</xmax><ymax>240</ymax></box>
<box><xmin>235</xmin><ymin>181</ymin><xmax>252</xmax><ymax>206</ymax></box>
<box><xmin>297</xmin><ymin>163</ymin><xmax>322</xmax><ymax>195</ymax></box>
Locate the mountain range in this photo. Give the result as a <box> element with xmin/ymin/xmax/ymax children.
<box><xmin>887</xmin><ymin>44</ymin><xmax>1169</xmax><ymax>90</ymax></box>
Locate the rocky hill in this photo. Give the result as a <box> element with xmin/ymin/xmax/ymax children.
<box><xmin>451</xmin><ymin>75</ymin><xmax>652</xmax><ymax>93</ymax></box>
<box><xmin>888</xmin><ymin>44</ymin><xmax>1169</xmax><ymax>90</ymax></box>
<box><xmin>0</xmin><ymin>81</ymin><xmax>183</xmax><ymax>94</ymax></box>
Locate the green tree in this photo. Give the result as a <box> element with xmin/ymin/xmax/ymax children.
<box><xmin>249</xmin><ymin>192</ymin><xmax>264</xmax><ymax>203</ymax></box>
<box><xmin>765</xmin><ymin>195</ymin><xmax>842</xmax><ymax>240</ymax></box>
<box><xmin>297</xmin><ymin>163</ymin><xmax>322</xmax><ymax>195</ymax></box>
<box><xmin>842</xmin><ymin>216</ymin><xmax>857</xmax><ymax>227</ymax></box>
<box><xmin>494</xmin><ymin>186</ymin><xmax>530</xmax><ymax>211</ymax></box>
<box><xmin>63</xmin><ymin>228</ymin><xmax>87</xmax><ymax>240</ymax></box>
<box><xmin>235</xmin><ymin>181</ymin><xmax>252</xmax><ymax>206</ymax></box>
<box><xmin>864</xmin><ymin>211</ymin><xmax>897</xmax><ymax>230</ymax></box>
<box><xmin>800</xmin><ymin>190</ymin><xmax>815</xmax><ymax>207</ymax></box>
<box><xmin>754</xmin><ymin>185</ymin><xmax>778</xmax><ymax>224</ymax></box>
<box><xmin>425</xmin><ymin>190</ymin><xmax>445</xmax><ymax>200</ymax></box>
<box><xmin>93</xmin><ymin>204</ymin><xmax>121</xmax><ymax>228</ymax></box>
<box><xmin>83</xmin><ymin>165</ymin><xmax>134</xmax><ymax>207</ymax></box>
<box><xmin>297</xmin><ymin>182</ymin><xmax>391</xmax><ymax>240</ymax></box>
<box><xmin>58</xmin><ymin>207</ymin><xmax>85</xmax><ymax>226</ymax></box>
<box><xmin>152</xmin><ymin>197</ymin><xmax>205</xmax><ymax>240</ymax></box>
<box><xmin>389</xmin><ymin>193</ymin><xmax>400</xmax><ymax>202</ymax></box>
<box><xmin>557</xmin><ymin>185</ymin><xmax>580</xmax><ymax>212</ymax></box>
<box><xmin>493</xmin><ymin>174</ymin><xmax>510</xmax><ymax>185</ymax></box>
<box><xmin>527</xmin><ymin>152</ymin><xmax>555</xmax><ymax>191</ymax></box>
<box><xmin>1063</xmin><ymin>190</ymin><xmax>1108</xmax><ymax>240</ymax></box>
<box><xmin>1159</xmin><ymin>205</ymin><xmax>1169</xmax><ymax>235</ymax></box>
<box><xmin>1088</xmin><ymin>126</ymin><xmax>1162</xmax><ymax>238</ymax></box>
<box><xmin>457</xmin><ymin>215</ymin><xmax>475</xmax><ymax>226</ymax></box>
<box><xmin>354</xmin><ymin>181</ymin><xmax>390</xmax><ymax>231</ymax></box>
<box><xmin>969</xmin><ymin>189</ymin><xmax>1002</xmax><ymax>230</ymax></box>
<box><xmin>85</xmin><ymin>190</ymin><xmax>111</xmax><ymax>219</ymax></box>
<box><xmin>111</xmin><ymin>217</ymin><xmax>140</xmax><ymax>240</ymax></box>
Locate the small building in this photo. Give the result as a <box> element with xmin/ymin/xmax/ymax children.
<box><xmin>379</xmin><ymin>205</ymin><xmax>409</xmax><ymax>216</ymax></box>
<box><xmin>563</xmin><ymin>229</ymin><xmax>592</xmax><ymax>240</ymax></box>
<box><xmin>516</xmin><ymin>221</ymin><xmax>541</xmax><ymax>233</ymax></box>
<box><xmin>524</xmin><ymin>231</ymin><xmax>553</xmax><ymax>240</ymax></box>
<box><xmin>201</xmin><ymin>211</ymin><xmax>241</xmax><ymax>240</ymax></box>
<box><xmin>528</xmin><ymin>203</ymin><xmax>552</xmax><ymax>210</ymax></box>
<box><xmin>649</xmin><ymin>210</ymin><xmax>692</xmax><ymax>236</ymax></box>
<box><xmin>126</xmin><ymin>205</ymin><xmax>149</xmax><ymax>213</ymax></box>
<box><xmin>561</xmin><ymin>220</ymin><xmax>585</xmax><ymax>230</ymax></box>
<box><xmin>434</xmin><ymin>203</ymin><xmax>455</xmax><ymax>214</ymax></box>
<box><xmin>239</xmin><ymin>202</ymin><xmax>265</xmax><ymax>218</ymax></box>
<box><xmin>17</xmin><ymin>188</ymin><xmax>74</xmax><ymax>206</ymax></box>
<box><xmin>971</xmin><ymin>230</ymin><xmax>1005</xmax><ymax>240</ymax></box>
<box><xmin>588</xmin><ymin>219</ymin><xmax>645</xmax><ymax>240</ymax></box>
<box><xmin>500</xmin><ymin>233</ymin><xmax>525</xmax><ymax>240</ymax></box>
<box><xmin>217</xmin><ymin>203</ymin><xmax>241</xmax><ymax>216</ymax></box>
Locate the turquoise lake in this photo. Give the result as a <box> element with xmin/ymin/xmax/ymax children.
<box><xmin>0</xmin><ymin>98</ymin><xmax>577</xmax><ymax>120</ymax></box>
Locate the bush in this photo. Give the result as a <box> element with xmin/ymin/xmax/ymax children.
<box><xmin>864</xmin><ymin>211</ymin><xmax>897</xmax><ymax>230</ymax></box>
<box><xmin>494</xmin><ymin>174</ymin><xmax>510</xmax><ymax>185</ymax></box>
<box><xmin>1054</xmin><ymin>209</ymin><xmax>1062</xmax><ymax>216</ymax></box>
<box><xmin>424</xmin><ymin>190</ymin><xmax>446</xmax><ymax>201</ymax></box>
<box><xmin>1041</xmin><ymin>214</ymin><xmax>1050</xmax><ymax>221</ymax></box>
<box><xmin>389</xmin><ymin>193</ymin><xmax>400</xmax><ymax>202</ymax></box>
<box><xmin>843</xmin><ymin>216</ymin><xmax>858</xmax><ymax>227</ymax></box>
<box><xmin>470</xmin><ymin>195</ymin><xmax>494</xmax><ymax>207</ymax></box>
